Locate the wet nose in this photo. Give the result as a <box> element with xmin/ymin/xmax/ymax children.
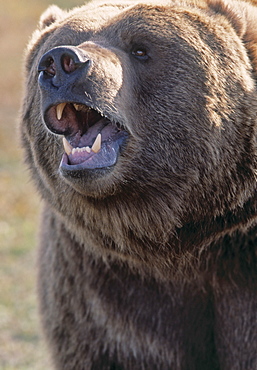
<box><xmin>38</xmin><ymin>45</ymin><xmax>90</xmax><ymax>87</ymax></box>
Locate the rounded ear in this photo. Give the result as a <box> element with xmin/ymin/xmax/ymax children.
<box><xmin>209</xmin><ymin>0</ymin><xmax>257</xmax><ymax>78</ymax></box>
<box><xmin>39</xmin><ymin>5</ymin><xmax>67</xmax><ymax>30</ymax></box>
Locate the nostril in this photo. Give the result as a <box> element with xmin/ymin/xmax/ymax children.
<box><xmin>38</xmin><ymin>56</ymin><xmax>56</xmax><ymax>77</ymax></box>
<box><xmin>61</xmin><ymin>54</ymin><xmax>77</xmax><ymax>74</ymax></box>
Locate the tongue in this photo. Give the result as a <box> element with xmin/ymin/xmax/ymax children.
<box><xmin>69</xmin><ymin>118</ymin><xmax>110</xmax><ymax>148</ymax></box>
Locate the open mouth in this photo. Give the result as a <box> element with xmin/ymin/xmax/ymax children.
<box><xmin>44</xmin><ymin>102</ymin><xmax>128</xmax><ymax>171</ymax></box>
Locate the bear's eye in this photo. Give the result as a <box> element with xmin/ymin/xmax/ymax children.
<box><xmin>131</xmin><ymin>46</ymin><xmax>149</xmax><ymax>61</ymax></box>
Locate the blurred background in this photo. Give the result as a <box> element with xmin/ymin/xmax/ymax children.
<box><xmin>0</xmin><ymin>0</ymin><xmax>85</xmax><ymax>368</ymax></box>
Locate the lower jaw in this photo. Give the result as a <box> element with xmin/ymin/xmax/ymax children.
<box><xmin>59</xmin><ymin>156</ymin><xmax>115</xmax><ymax>197</ymax></box>
<box><xmin>58</xmin><ymin>134</ymin><xmax>128</xmax><ymax>197</ymax></box>
<box><xmin>59</xmin><ymin>156</ymin><xmax>113</xmax><ymax>179</ymax></box>
<box><xmin>61</xmin><ymin>129</ymin><xmax>128</xmax><ymax>169</ymax></box>
<box><xmin>58</xmin><ymin>144</ymin><xmax>119</xmax><ymax>195</ymax></box>
<box><xmin>60</xmin><ymin>141</ymin><xmax>120</xmax><ymax>171</ymax></box>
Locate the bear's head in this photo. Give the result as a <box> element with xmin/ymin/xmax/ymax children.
<box><xmin>21</xmin><ymin>0</ymin><xmax>257</xmax><ymax>251</ymax></box>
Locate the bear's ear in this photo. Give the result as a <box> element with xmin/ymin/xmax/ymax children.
<box><xmin>39</xmin><ymin>5</ymin><xmax>67</xmax><ymax>30</ymax></box>
<box><xmin>209</xmin><ymin>0</ymin><xmax>257</xmax><ymax>78</ymax></box>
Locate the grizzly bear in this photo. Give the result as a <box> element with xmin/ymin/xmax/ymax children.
<box><xmin>21</xmin><ymin>0</ymin><xmax>257</xmax><ymax>368</ymax></box>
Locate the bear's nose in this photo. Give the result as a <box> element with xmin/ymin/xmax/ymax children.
<box><xmin>38</xmin><ymin>46</ymin><xmax>90</xmax><ymax>88</ymax></box>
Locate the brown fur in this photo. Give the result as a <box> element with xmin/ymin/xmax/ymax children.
<box><xmin>21</xmin><ymin>0</ymin><xmax>257</xmax><ymax>368</ymax></box>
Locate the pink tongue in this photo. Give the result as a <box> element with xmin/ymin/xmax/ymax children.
<box><xmin>69</xmin><ymin>119</ymin><xmax>107</xmax><ymax>147</ymax></box>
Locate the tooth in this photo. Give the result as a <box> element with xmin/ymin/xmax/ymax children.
<box><xmin>74</xmin><ymin>104</ymin><xmax>81</xmax><ymax>111</ymax></box>
<box><xmin>91</xmin><ymin>133</ymin><xmax>101</xmax><ymax>153</ymax></box>
<box><xmin>71</xmin><ymin>147</ymin><xmax>84</xmax><ymax>154</ymax></box>
<box><xmin>56</xmin><ymin>103</ymin><xmax>66</xmax><ymax>120</ymax></box>
<box><xmin>85</xmin><ymin>146</ymin><xmax>91</xmax><ymax>153</ymax></box>
<box><xmin>62</xmin><ymin>137</ymin><xmax>73</xmax><ymax>155</ymax></box>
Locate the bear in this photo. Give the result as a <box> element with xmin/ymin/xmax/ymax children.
<box><xmin>20</xmin><ymin>0</ymin><xmax>257</xmax><ymax>368</ymax></box>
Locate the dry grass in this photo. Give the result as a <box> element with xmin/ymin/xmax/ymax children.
<box><xmin>0</xmin><ymin>0</ymin><xmax>85</xmax><ymax>368</ymax></box>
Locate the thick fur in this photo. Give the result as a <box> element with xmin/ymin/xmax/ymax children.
<box><xmin>21</xmin><ymin>0</ymin><xmax>257</xmax><ymax>369</ymax></box>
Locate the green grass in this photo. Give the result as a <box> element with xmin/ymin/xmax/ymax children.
<box><xmin>0</xmin><ymin>0</ymin><xmax>85</xmax><ymax>368</ymax></box>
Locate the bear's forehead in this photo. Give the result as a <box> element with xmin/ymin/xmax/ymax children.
<box><xmin>67</xmin><ymin>2</ymin><xmax>186</xmax><ymax>28</ymax></box>
<box><xmin>55</xmin><ymin>2</ymin><xmax>222</xmax><ymax>44</ymax></box>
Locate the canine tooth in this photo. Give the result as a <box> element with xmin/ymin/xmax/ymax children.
<box><xmin>85</xmin><ymin>146</ymin><xmax>91</xmax><ymax>153</ymax></box>
<box><xmin>56</xmin><ymin>103</ymin><xmax>66</xmax><ymax>120</ymax></box>
<box><xmin>62</xmin><ymin>137</ymin><xmax>73</xmax><ymax>155</ymax></box>
<box><xmin>91</xmin><ymin>133</ymin><xmax>101</xmax><ymax>153</ymax></box>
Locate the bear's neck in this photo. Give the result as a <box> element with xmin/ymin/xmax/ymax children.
<box><xmin>177</xmin><ymin>190</ymin><xmax>257</xmax><ymax>250</ymax></box>
<box><xmin>47</xmin><ymin>188</ymin><xmax>257</xmax><ymax>281</ymax></box>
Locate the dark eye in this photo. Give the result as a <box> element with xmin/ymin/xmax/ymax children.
<box><xmin>131</xmin><ymin>46</ymin><xmax>149</xmax><ymax>61</ymax></box>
